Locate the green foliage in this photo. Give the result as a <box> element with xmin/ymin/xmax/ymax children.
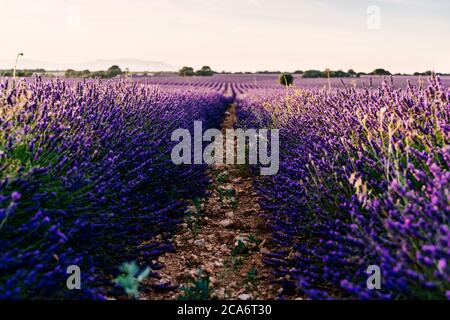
<box><xmin>179</xmin><ymin>270</ymin><xmax>210</xmax><ymax>300</ymax></box>
<box><xmin>193</xmin><ymin>197</ymin><xmax>204</xmax><ymax>213</ymax></box>
<box><xmin>414</xmin><ymin>71</ymin><xmax>433</xmax><ymax>76</ymax></box>
<box><xmin>248</xmin><ymin>234</ymin><xmax>260</xmax><ymax>245</ymax></box>
<box><xmin>331</xmin><ymin>70</ymin><xmax>349</xmax><ymax>78</ymax></box>
<box><xmin>186</xmin><ymin>197</ymin><xmax>204</xmax><ymax>238</ymax></box>
<box><xmin>257</xmin><ymin>70</ymin><xmax>281</xmax><ymax>74</ymax></box>
<box><xmin>91</xmin><ymin>70</ymin><xmax>106</xmax><ymax>78</ymax></box>
<box><xmin>65</xmin><ymin>65</ymin><xmax>123</xmax><ymax>79</ymax></box>
<box><xmin>196</xmin><ymin>66</ymin><xmax>214</xmax><ymax>76</ymax></box>
<box><xmin>302</xmin><ymin>69</ymin><xmax>359</xmax><ymax>78</ymax></box>
<box><xmin>244</xmin><ymin>266</ymin><xmax>258</xmax><ymax>289</ymax></box>
<box><xmin>178</xmin><ymin>66</ymin><xmax>215</xmax><ymax>76</ymax></box>
<box><xmin>230</xmin><ymin>240</ymin><xmax>246</xmax><ymax>271</ymax></box>
<box><xmin>179</xmin><ymin>66</ymin><xmax>195</xmax><ymax>76</ymax></box>
<box><xmin>107</xmin><ymin>65</ymin><xmax>123</xmax><ymax>77</ymax></box>
<box><xmin>302</xmin><ymin>70</ymin><xmax>325</xmax><ymax>78</ymax></box>
<box><xmin>230</xmin><ymin>197</ymin><xmax>238</xmax><ymax>210</ymax></box>
<box><xmin>215</xmin><ymin>183</ymin><xmax>238</xmax><ymax>210</ymax></box>
<box><xmin>232</xmin><ymin>240</ymin><xmax>247</xmax><ymax>256</ymax></box>
<box><xmin>371</xmin><ymin>68</ymin><xmax>391</xmax><ymax>76</ymax></box>
<box><xmin>216</xmin><ymin>171</ymin><xmax>230</xmax><ymax>184</ymax></box>
<box><xmin>113</xmin><ymin>261</ymin><xmax>151</xmax><ymax>299</ymax></box>
<box><xmin>1</xmin><ymin>69</ymin><xmax>45</xmax><ymax>77</ymax></box>
<box><xmin>64</xmin><ymin>69</ymin><xmax>77</xmax><ymax>77</ymax></box>
<box><xmin>279</xmin><ymin>73</ymin><xmax>294</xmax><ymax>86</ymax></box>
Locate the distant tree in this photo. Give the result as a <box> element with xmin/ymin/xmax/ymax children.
<box><xmin>348</xmin><ymin>69</ymin><xmax>357</xmax><ymax>77</ymax></box>
<box><xmin>413</xmin><ymin>71</ymin><xmax>432</xmax><ymax>76</ymax></box>
<box><xmin>0</xmin><ymin>69</ymin><xmax>40</xmax><ymax>77</ymax></box>
<box><xmin>107</xmin><ymin>65</ymin><xmax>123</xmax><ymax>77</ymax></box>
<box><xmin>196</xmin><ymin>66</ymin><xmax>214</xmax><ymax>76</ymax></box>
<box><xmin>293</xmin><ymin>70</ymin><xmax>304</xmax><ymax>74</ymax></box>
<box><xmin>279</xmin><ymin>73</ymin><xmax>294</xmax><ymax>86</ymax></box>
<box><xmin>371</xmin><ymin>68</ymin><xmax>391</xmax><ymax>76</ymax></box>
<box><xmin>15</xmin><ymin>70</ymin><xmax>29</xmax><ymax>77</ymax></box>
<box><xmin>179</xmin><ymin>66</ymin><xmax>195</xmax><ymax>76</ymax></box>
<box><xmin>330</xmin><ymin>70</ymin><xmax>348</xmax><ymax>78</ymax></box>
<box><xmin>64</xmin><ymin>66</ymin><xmax>123</xmax><ymax>79</ymax></box>
<box><xmin>303</xmin><ymin>70</ymin><xmax>325</xmax><ymax>78</ymax></box>
<box><xmin>65</xmin><ymin>69</ymin><xmax>76</xmax><ymax>77</ymax></box>
<box><xmin>257</xmin><ymin>71</ymin><xmax>280</xmax><ymax>74</ymax></box>
<box><xmin>92</xmin><ymin>71</ymin><xmax>107</xmax><ymax>78</ymax></box>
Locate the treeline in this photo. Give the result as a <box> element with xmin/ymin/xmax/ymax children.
<box><xmin>0</xmin><ymin>69</ymin><xmax>46</xmax><ymax>77</ymax></box>
<box><xmin>294</xmin><ymin>68</ymin><xmax>393</xmax><ymax>78</ymax></box>
<box><xmin>178</xmin><ymin>66</ymin><xmax>215</xmax><ymax>76</ymax></box>
<box><xmin>413</xmin><ymin>71</ymin><xmax>433</xmax><ymax>76</ymax></box>
<box><xmin>177</xmin><ymin>67</ymin><xmax>393</xmax><ymax>77</ymax></box>
<box><xmin>65</xmin><ymin>65</ymin><xmax>124</xmax><ymax>78</ymax></box>
<box><xmin>278</xmin><ymin>69</ymin><xmax>448</xmax><ymax>78</ymax></box>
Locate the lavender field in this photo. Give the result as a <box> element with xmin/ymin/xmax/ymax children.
<box><xmin>1</xmin><ymin>73</ymin><xmax>448</xmax><ymax>300</ymax></box>
<box><xmin>237</xmin><ymin>75</ymin><xmax>450</xmax><ymax>299</ymax></box>
<box><xmin>135</xmin><ymin>74</ymin><xmax>450</xmax><ymax>91</ymax></box>
<box><xmin>2</xmin><ymin>3</ymin><xmax>450</xmax><ymax>318</ymax></box>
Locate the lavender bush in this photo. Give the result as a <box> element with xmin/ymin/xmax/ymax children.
<box><xmin>237</xmin><ymin>76</ymin><xmax>449</xmax><ymax>299</ymax></box>
<box><xmin>0</xmin><ymin>78</ymin><xmax>228</xmax><ymax>299</ymax></box>
<box><xmin>1</xmin><ymin>73</ymin><xmax>448</xmax><ymax>300</ymax></box>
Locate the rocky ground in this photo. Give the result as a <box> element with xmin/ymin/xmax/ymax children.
<box><xmin>141</xmin><ymin>104</ymin><xmax>280</xmax><ymax>300</ymax></box>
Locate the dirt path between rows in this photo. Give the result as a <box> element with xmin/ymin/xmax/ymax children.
<box><xmin>142</xmin><ymin>104</ymin><xmax>279</xmax><ymax>300</ymax></box>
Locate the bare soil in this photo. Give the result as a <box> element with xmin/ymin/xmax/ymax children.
<box><xmin>141</xmin><ymin>104</ymin><xmax>279</xmax><ymax>300</ymax></box>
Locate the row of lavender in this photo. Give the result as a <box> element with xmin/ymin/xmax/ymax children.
<box><xmin>136</xmin><ymin>74</ymin><xmax>450</xmax><ymax>91</ymax></box>
<box><xmin>237</xmin><ymin>76</ymin><xmax>449</xmax><ymax>299</ymax></box>
<box><xmin>0</xmin><ymin>78</ymin><xmax>229</xmax><ymax>298</ymax></box>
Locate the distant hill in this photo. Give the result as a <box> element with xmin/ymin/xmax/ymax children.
<box><xmin>0</xmin><ymin>58</ymin><xmax>179</xmax><ymax>72</ymax></box>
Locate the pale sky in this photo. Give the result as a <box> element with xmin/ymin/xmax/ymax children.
<box><xmin>0</xmin><ymin>0</ymin><xmax>449</xmax><ymax>72</ymax></box>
